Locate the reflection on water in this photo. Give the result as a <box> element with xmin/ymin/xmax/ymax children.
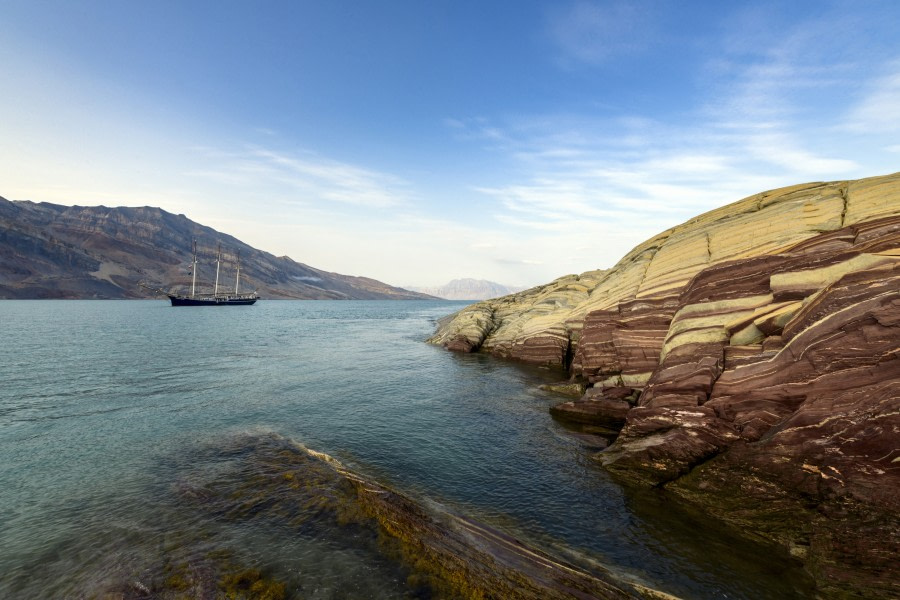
<box><xmin>0</xmin><ymin>300</ymin><xmax>813</xmax><ymax>598</ymax></box>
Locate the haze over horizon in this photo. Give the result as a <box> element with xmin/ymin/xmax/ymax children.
<box><xmin>2</xmin><ymin>1</ymin><xmax>898</xmax><ymax>288</ymax></box>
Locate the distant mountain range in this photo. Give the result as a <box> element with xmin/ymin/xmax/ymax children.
<box><xmin>0</xmin><ymin>197</ymin><xmax>435</xmax><ymax>300</ymax></box>
<box><xmin>409</xmin><ymin>278</ymin><xmax>528</xmax><ymax>300</ymax></box>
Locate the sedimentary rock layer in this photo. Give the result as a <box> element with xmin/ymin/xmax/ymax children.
<box><xmin>429</xmin><ymin>173</ymin><xmax>900</xmax><ymax>371</ymax></box>
<box><xmin>580</xmin><ymin>215</ymin><xmax>900</xmax><ymax>598</ymax></box>
<box><xmin>429</xmin><ymin>172</ymin><xmax>900</xmax><ymax>598</ymax></box>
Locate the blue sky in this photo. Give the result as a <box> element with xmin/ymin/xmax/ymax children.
<box><xmin>1</xmin><ymin>1</ymin><xmax>899</xmax><ymax>288</ymax></box>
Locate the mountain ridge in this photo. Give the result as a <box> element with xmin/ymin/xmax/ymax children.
<box><xmin>0</xmin><ymin>198</ymin><xmax>435</xmax><ymax>300</ymax></box>
<box><xmin>408</xmin><ymin>278</ymin><xmax>527</xmax><ymax>300</ymax></box>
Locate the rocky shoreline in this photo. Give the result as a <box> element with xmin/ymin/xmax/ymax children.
<box><xmin>429</xmin><ymin>173</ymin><xmax>900</xmax><ymax>598</ymax></box>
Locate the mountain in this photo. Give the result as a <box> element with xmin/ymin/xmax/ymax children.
<box><xmin>409</xmin><ymin>278</ymin><xmax>527</xmax><ymax>300</ymax></box>
<box><xmin>0</xmin><ymin>198</ymin><xmax>434</xmax><ymax>300</ymax></box>
<box><xmin>429</xmin><ymin>172</ymin><xmax>900</xmax><ymax>598</ymax></box>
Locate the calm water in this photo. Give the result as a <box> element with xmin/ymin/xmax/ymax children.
<box><xmin>0</xmin><ymin>300</ymin><xmax>812</xmax><ymax>599</ymax></box>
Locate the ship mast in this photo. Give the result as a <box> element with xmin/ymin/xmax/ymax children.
<box><xmin>190</xmin><ymin>239</ymin><xmax>198</xmax><ymax>298</ymax></box>
<box><xmin>235</xmin><ymin>250</ymin><xmax>241</xmax><ymax>294</ymax></box>
<box><xmin>214</xmin><ymin>243</ymin><xmax>222</xmax><ymax>297</ymax></box>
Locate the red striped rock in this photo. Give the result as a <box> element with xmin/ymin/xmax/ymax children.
<box><xmin>430</xmin><ymin>173</ymin><xmax>900</xmax><ymax>371</ymax></box>
<box><xmin>574</xmin><ymin>298</ymin><xmax>677</xmax><ymax>386</ymax></box>
<box><xmin>507</xmin><ymin>334</ymin><xmax>571</xmax><ymax>367</ymax></box>
<box><xmin>549</xmin><ymin>398</ymin><xmax>631</xmax><ymax>428</ymax></box>
<box><xmin>600</xmin><ymin>217</ymin><xmax>900</xmax><ymax>597</ymax></box>
<box><xmin>430</xmin><ymin>175</ymin><xmax>900</xmax><ymax>596</ymax></box>
<box><xmin>603</xmin><ymin>216</ymin><xmax>900</xmax><ymax>475</ymax></box>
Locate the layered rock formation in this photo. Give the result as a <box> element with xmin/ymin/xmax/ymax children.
<box><xmin>0</xmin><ymin>198</ymin><xmax>434</xmax><ymax>300</ymax></box>
<box><xmin>429</xmin><ymin>172</ymin><xmax>900</xmax><ymax>597</ymax></box>
<box><xmin>429</xmin><ymin>174</ymin><xmax>898</xmax><ymax>366</ymax></box>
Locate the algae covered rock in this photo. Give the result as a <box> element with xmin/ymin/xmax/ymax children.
<box><xmin>539</xmin><ymin>380</ymin><xmax>587</xmax><ymax>396</ymax></box>
<box><xmin>179</xmin><ymin>433</ymin><xmax>662</xmax><ymax>600</ymax></box>
<box><xmin>89</xmin><ymin>432</ymin><xmax>675</xmax><ymax>599</ymax></box>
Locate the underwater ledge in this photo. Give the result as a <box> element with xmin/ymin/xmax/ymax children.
<box><xmin>88</xmin><ymin>433</ymin><xmax>679</xmax><ymax>600</ymax></box>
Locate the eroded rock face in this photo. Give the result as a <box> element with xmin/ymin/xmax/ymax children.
<box><xmin>604</xmin><ymin>217</ymin><xmax>900</xmax><ymax>476</ymax></box>
<box><xmin>429</xmin><ymin>173</ymin><xmax>900</xmax><ymax>370</ymax></box>
<box><xmin>600</xmin><ymin>217</ymin><xmax>900</xmax><ymax>597</ymax></box>
<box><xmin>432</xmin><ymin>271</ymin><xmax>608</xmax><ymax>366</ymax></box>
<box><xmin>430</xmin><ymin>173</ymin><xmax>900</xmax><ymax>597</ymax></box>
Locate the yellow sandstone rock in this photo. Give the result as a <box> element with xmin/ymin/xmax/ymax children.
<box><xmin>430</xmin><ymin>172</ymin><xmax>900</xmax><ymax>364</ymax></box>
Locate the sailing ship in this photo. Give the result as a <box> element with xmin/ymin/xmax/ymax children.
<box><xmin>168</xmin><ymin>240</ymin><xmax>259</xmax><ymax>306</ymax></box>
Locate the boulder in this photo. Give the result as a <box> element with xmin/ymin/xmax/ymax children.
<box><xmin>549</xmin><ymin>398</ymin><xmax>631</xmax><ymax>429</ymax></box>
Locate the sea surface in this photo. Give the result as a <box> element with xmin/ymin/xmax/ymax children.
<box><xmin>0</xmin><ymin>300</ymin><xmax>813</xmax><ymax>599</ymax></box>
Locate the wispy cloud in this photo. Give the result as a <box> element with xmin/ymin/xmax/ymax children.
<box><xmin>495</xmin><ymin>257</ymin><xmax>545</xmax><ymax>266</ymax></box>
<box><xmin>465</xmin><ymin>4</ymin><xmax>886</xmax><ymax>237</ymax></box>
<box><xmin>252</xmin><ymin>148</ymin><xmax>410</xmax><ymax>208</ymax></box>
<box><xmin>438</xmin><ymin>5</ymin><xmax>898</xmax><ymax>280</ymax></box>
<box><xmin>187</xmin><ymin>145</ymin><xmax>411</xmax><ymax>210</ymax></box>
<box><xmin>844</xmin><ymin>62</ymin><xmax>900</xmax><ymax>133</ymax></box>
<box><xmin>466</xmin><ymin>112</ymin><xmax>795</xmax><ymax>227</ymax></box>
<box><xmin>548</xmin><ymin>1</ymin><xmax>657</xmax><ymax>66</ymax></box>
<box><xmin>3</xmin><ymin>1</ymin><xmax>896</xmax><ymax>290</ymax></box>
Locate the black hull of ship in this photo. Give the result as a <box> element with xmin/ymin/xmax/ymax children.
<box><xmin>168</xmin><ymin>295</ymin><xmax>258</xmax><ymax>306</ymax></box>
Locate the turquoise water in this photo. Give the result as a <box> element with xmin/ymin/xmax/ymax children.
<box><xmin>0</xmin><ymin>300</ymin><xmax>812</xmax><ymax>598</ymax></box>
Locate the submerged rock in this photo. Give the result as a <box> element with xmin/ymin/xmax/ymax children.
<box><xmin>566</xmin><ymin>432</ymin><xmax>611</xmax><ymax>451</ymax></box>
<box><xmin>540</xmin><ymin>381</ymin><xmax>588</xmax><ymax>396</ymax></box>
<box><xmin>93</xmin><ymin>548</ymin><xmax>288</xmax><ymax>600</ymax></box>
<box><xmin>549</xmin><ymin>398</ymin><xmax>631</xmax><ymax>429</ymax></box>
<box><xmin>178</xmin><ymin>434</ymin><xmax>664</xmax><ymax>600</ymax></box>
<box><xmin>91</xmin><ymin>432</ymin><xmax>680</xmax><ymax>599</ymax></box>
<box><xmin>278</xmin><ymin>439</ymin><xmax>651</xmax><ymax>599</ymax></box>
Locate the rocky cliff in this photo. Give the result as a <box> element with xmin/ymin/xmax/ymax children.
<box><xmin>429</xmin><ymin>172</ymin><xmax>900</xmax><ymax>597</ymax></box>
<box><xmin>0</xmin><ymin>199</ymin><xmax>433</xmax><ymax>300</ymax></box>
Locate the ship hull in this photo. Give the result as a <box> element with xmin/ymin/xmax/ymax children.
<box><xmin>168</xmin><ymin>294</ymin><xmax>257</xmax><ymax>306</ymax></box>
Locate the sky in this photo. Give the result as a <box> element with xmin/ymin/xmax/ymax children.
<box><xmin>1</xmin><ymin>0</ymin><xmax>899</xmax><ymax>288</ymax></box>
